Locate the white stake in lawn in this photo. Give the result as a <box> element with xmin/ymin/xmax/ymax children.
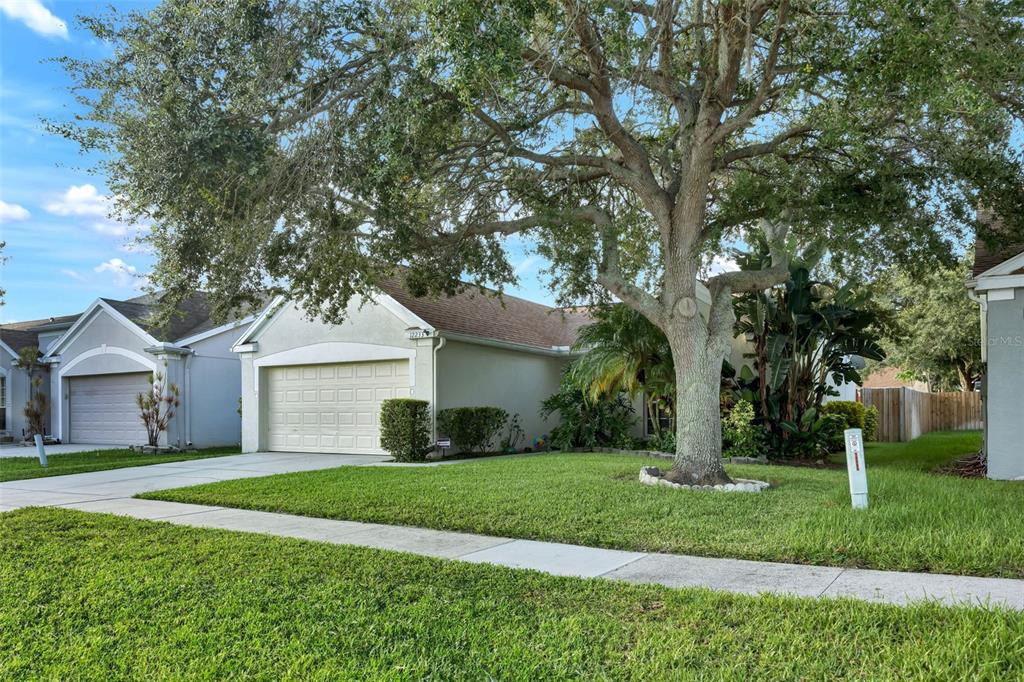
<box><xmin>844</xmin><ymin>428</ymin><xmax>868</xmax><ymax>509</ymax></box>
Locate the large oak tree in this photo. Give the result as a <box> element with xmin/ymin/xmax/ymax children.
<box><xmin>59</xmin><ymin>0</ymin><xmax>1023</xmax><ymax>483</ymax></box>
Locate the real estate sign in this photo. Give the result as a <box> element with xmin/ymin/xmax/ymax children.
<box><xmin>844</xmin><ymin>428</ymin><xmax>868</xmax><ymax>509</ymax></box>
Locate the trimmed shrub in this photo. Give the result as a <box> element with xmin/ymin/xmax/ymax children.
<box><xmin>437</xmin><ymin>406</ymin><xmax>508</xmax><ymax>453</ymax></box>
<box><xmin>863</xmin><ymin>405</ymin><xmax>879</xmax><ymax>442</ymax></box>
<box><xmin>380</xmin><ymin>399</ymin><xmax>432</xmax><ymax>462</ymax></box>
<box><xmin>821</xmin><ymin>400</ymin><xmax>866</xmax><ymax>431</ymax></box>
<box><xmin>723</xmin><ymin>400</ymin><xmax>765</xmax><ymax>459</ymax></box>
<box><xmin>816</xmin><ymin>413</ymin><xmax>850</xmax><ymax>454</ymax></box>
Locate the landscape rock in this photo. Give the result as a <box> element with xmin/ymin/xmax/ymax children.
<box><xmin>638</xmin><ymin>467</ymin><xmax>770</xmax><ymax>493</ymax></box>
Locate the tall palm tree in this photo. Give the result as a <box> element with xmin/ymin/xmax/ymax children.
<box><xmin>569</xmin><ymin>305</ymin><xmax>675</xmax><ymax>435</ymax></box>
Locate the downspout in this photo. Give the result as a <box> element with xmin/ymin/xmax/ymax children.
<box><xmin>184</xmin><ymin>349</ymin><xmax>194</xmax><ymax>447</ymax></box>
<box><xmin>432</xmin><ymin>334</ymin><xmax>446</xmax><ymax>441</ymax></box>
<box><xmin>966</xmin><ymin>286</ymin><xmax>987</xmax><ymax>363</ymax></box>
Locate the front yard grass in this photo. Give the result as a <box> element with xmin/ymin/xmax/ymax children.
<box><xmin>0</xmin><ymin>446</ymin><xmax>241</xmax><ymax>482</ymax></box>
<box><xmin>145</xmin><ymin>431</ymin><xmax>1024</xmax><ymax>578</ymax></box>
<box><xmin>2</xmin><ymin>508</ymin><xmax>1021</xmax><ymax>680</ymax></box>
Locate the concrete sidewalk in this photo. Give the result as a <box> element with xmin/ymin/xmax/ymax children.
<box><xmin>0</xmin><ymin>442</ymin><xmax>124</xmax><ymax>457</ymax></box>
<box><xmin>2</xmin><ymin>452</ymin><xmax>1022</xmax><ymax>611</ymax></box>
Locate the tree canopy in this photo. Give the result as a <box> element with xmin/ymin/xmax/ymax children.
<box><xmin>56</xmin><ymin>0</ymin><xmax>1024</xmax><ymax>482</ymax></box>
<box><xmin>874</xmin><ymin>255</ymin><xmax>982</xmax><ymax>392</ymax></box>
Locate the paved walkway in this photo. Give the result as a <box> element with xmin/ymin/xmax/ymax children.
<box><xmin>2</xmin><ymin>452</ymin><xmax>1022</xmax><ymax>611</ymax></box>
<box><xmin>0</xmin><ymin>442</ymin><xmax>124</xmax><ymax>457</ymax></box>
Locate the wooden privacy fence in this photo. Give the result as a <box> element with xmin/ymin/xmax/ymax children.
<box><xmin>859</xmin><ymin>387</ymin><xmax>982</xmax><ymax>442</ymax></box>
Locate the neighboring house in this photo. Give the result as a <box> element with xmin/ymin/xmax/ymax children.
<box><xmin>41</xmin><ymin>292</ymin><xmax>261</xmax><ymax>448</ymax></box>
<box><xmin>966</xmin><ymin>228</ymin><xmax>1024</xmax><ymax>480</ymax></box>
<box><xmin>0</xmin><ymin>315</ymin><xmax>79</xmax><ymax>440</ymax></box>
<box><xmin>859</xmin><ymin>366</ymin><xmax>929</xmax><ymax>392</ymax></box>
<box><xmin>233</xmin><ymin>279</ymin><xmax>714</xmax><ymax>455</ymax></box>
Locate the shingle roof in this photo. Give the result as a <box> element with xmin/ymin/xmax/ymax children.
<box><xmin>1</xmin><ymin>314</ymin><xmax>80</xmax><ymax>332</ymax></box>
<box><xmin>0</xmin><ymin>328</ymin><xmax>40</xmax><ymax>356</ymax></box>
<box><xmin>973</xmin><ymin>210</ymin><xmax>1024</xmax><ymax>277</ymax></box>
<box><xmin>376</xmin><ymin>278</ymin><xmax>594</xmax><ymax>350</ymax></box>
<box><xmin>101</xmin><ymin>291</ymin><xmax>265</xmax><ymax>344</ymax></box>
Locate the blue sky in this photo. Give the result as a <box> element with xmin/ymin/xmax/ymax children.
<box><xmin>0</xmin><ymin>0</ymin><xmax>164</xmax><ymax>323</ymax></box>
<box><xmin>0</xmin><ymin>0</ymin><xmax>555</xmax><ymax>324</ymax></box>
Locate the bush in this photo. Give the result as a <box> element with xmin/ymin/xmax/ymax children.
<box><xmin>541</xmin><ymin>382</ymin><xmax>636</xmax><ymax>451</ymax></box>
<box><xmin>645</xmin><ymin>429</ymin><xmax>675</xmax><ymax>454</ymax></box>
<box><xmin>864</xmin><ymin>405</ymin><xmax>879</xmax><ymax>442</ymax></box>
<box><xmin>436</xmin><ymin>407</ymin><xmax>508</xmax><ymax>453</ymax></box>
<box><xmin>821</xmin><ymin>401</ymin><xmax>866</xmax><ymax>431</ymax></box>
<box><xmin>815</xmin><ymin>413</ymin><xmax>850</xmax><ymax>453</ymax></box>
<box><xmin>379</xmin><ymin>399</ymin><xmax>432</xmax><ymax>462</ymax></box>
<box><xmin>722</xmin><ymin>400</ymin><xmax>765</xmax><ymax>459</ymax></box>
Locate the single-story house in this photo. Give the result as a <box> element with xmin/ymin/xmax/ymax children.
<box><xmin>41</xmin><ymin>292</ymin><xmax>259</xmax><ymax>448</ymax></box>
<box><xmin>233</xmin><ymin>278</ymin><xmax>714</xmax><ymax>455</ymax></box>
<box><xmin>966</xmin><ymin>226</ymin><xmax>1024</xmax><ymax>480</ymax></box>
<box><xmin>0</xmin><ymin>314</ymin><xmax>79</xmax><ymax>440</ymax></box>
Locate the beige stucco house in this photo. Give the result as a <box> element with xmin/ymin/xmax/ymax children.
<box><xmin>234</xmin><ymin>280</ymin><xmax>595</xmax><ymax>454</ymax></box>
<box><xmin>234</xmin><ymin>278</ymin><xmax>721</xmax><ymax>455</ymax></box>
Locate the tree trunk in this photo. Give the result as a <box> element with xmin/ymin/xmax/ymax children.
<box><xmin>664</xmin><ymin>318</ymin><xmax>732</xmax><ymax>486</ymax></box>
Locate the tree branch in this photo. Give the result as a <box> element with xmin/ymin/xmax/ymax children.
<box><xmin>707</xmin><ymin>219</ymin><xmax>790</xmax><ymax>296</ymax></box>
<box><xmin>713</xmin><ymin>124</ymin><xmax>813</xmax><ymax>169</ymax></box>
<box><xmin>593</xmin><ymin>210</ymin><xmax>664</xmax><ymax>324</ymax></box>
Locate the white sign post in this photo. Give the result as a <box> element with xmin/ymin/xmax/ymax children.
<box><xmin>34</xmin><ymin>433</ymin><xmax>48</xmax><ymax>468</ymax></box>
<box><xmin>844</xmin><ymin>428</ymin><xmax>868</xmax><ymax>509</ymax></box>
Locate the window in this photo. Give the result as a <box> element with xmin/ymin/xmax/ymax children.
<box><xmin>0</xmin><ymin>375</ymin><xmax>6</xmax><ymax>431</ymax></box>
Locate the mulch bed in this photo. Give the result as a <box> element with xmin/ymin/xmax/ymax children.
<box><xmin>933</xmin><ymin>450</ymin><xmax>988</xmax><ymax>478</ymax></box>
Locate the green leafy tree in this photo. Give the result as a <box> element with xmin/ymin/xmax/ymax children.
<box><xmin>56</xmin><ymin>1</ymin><xmax>1024</xmax><ymax>484</ymax></box>
<box><xmin>569</xmin><ymin>305</ymin><xmax>674</xmax><ymax>436</ymax></box>
<box><xmin>875</xmin><ymin>256</ymin><xmax>981</xmax><ymax>392</ymax></box>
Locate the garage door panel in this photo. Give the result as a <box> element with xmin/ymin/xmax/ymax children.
<box><xmin>69</xmin><ymin>372</ymin><xmax>151</xmax><ymax>445</ymax></box>
<box><xmin>264</xmin><ymin>359</ymin><xmax>409</xmax><ymax>454</ymax></box>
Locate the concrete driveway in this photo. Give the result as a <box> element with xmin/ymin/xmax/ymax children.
<box><xmin>0</xmin><ymin>452</ymin><xmax>388</xmax><ymax>511</ymax></box>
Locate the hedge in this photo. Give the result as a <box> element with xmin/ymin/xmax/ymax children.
<box><xmin>821</xmin><ymin>401</ymin><xmax>867</xmax><ymax>431</ymax></box>
<box><xmin>379</xmin><ymin>399</ymin><xmax>432</xmax><ymax>462</ymax></box>
<box><xmin>436</xmin><ymin>407</ymin><xmax>508</xmax><ymax>453</ymax></box>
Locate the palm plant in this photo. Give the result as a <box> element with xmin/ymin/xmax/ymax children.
<box><xmin>568</xmin><ymin>305</ymin><xmax>674</xmax><ymax>436</ymax></box>
<box><xmin>731</xmin><ymin>240</ymin><xmax>887</xmax><ymax>457</ymax></box>
<box><xmin>15</xmin><ymin>347</ymin><xmax>48</xmax><ymax>438</ymax></box>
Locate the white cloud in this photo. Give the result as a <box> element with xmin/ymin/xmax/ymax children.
<box><xmin>94</xmin><ymin>258</ymin><xmax>147</xmax><ymax>289</ymax></box>
<box><xmin>60</xmin><ymin>268</ymin><xmax>85</xmax><ymax>281</ymax></box>
<box><xmin>45</xmin><ymin>184</ymin><xmax>110</xmax><ymax>218</ymax></box>
<box><xmin>91</xmin><ymin>220</ymin><xmax>128</xmax><ymax>237</ymax></box>
<box><xmin>0</xmin><ymin>200</ymin><xmax>30</xmax><ymax>222</ymax></box>
<box><xmin>0</xmin><ymin>0</ymin><xmax>68</xmax><ymax>39</ymax></box>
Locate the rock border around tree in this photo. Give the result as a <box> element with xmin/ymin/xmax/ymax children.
<box><xmin>639</xmin><ymin>466</ymin><xmax>770</xmax><ymax>493</ymax></box>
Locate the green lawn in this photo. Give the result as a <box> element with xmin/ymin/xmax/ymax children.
<box><xmin>828</xmin><ymin>430</ymin><xmax>982</xmax><ymax>471</ymax></box>
<box><xmin>145</xmin><ymin>431</ymin><xmax>1024</xmax><ymax>578</ymax></box>
<box><xmin>2</xmin><ymin>508</ymin><xmax>1021</xmax><ymax>680</ymax></box>
<box><xmin>0</xmin><ymin>446</ymin><xmax>241</xmax><ymax>482</ymax></box>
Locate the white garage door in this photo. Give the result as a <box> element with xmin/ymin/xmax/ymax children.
<box><xmin>265</xmin><ymin>360</ymin><xmax>410</xmax><ymax>454</ymax></box>
<box><xmin>69</xmin><ymin>372</ymin><xmax>151</xmax><ymax>445</ymax></box>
